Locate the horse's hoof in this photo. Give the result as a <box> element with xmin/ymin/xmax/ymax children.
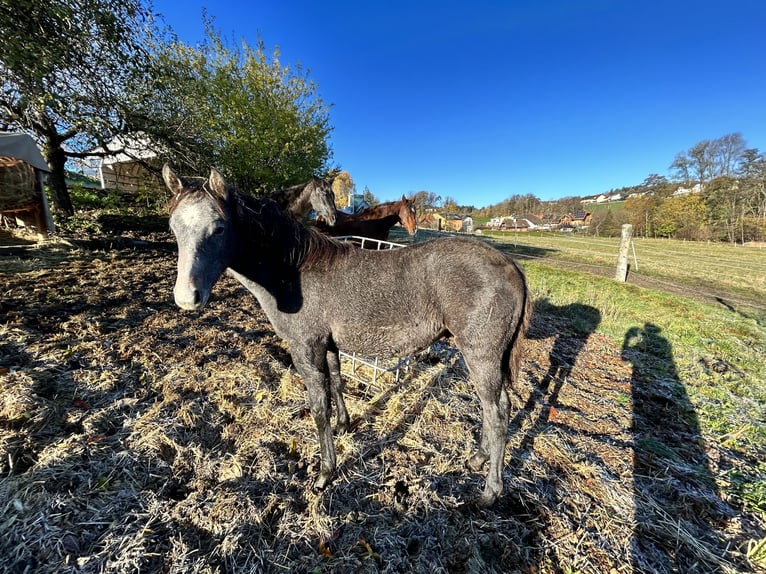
<box><xmin>313</xmin><ymin>473</ymin><xmax>333</xmax><ymax>493</ymax></box>
<box><xmin>467</xmin><ymin>451</ymin><xmax>489</xmax><ymax>472</ymax></box>
<box><xmin>476</xmin><ymin>490</ymin><xmax>500</xmax><ymax>508</ymax></box>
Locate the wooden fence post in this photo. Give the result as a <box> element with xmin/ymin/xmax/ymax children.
<box><xmin>615</xmin><ymin>224</ymin><xmax>633</xmax><ymax>282</ymax></box>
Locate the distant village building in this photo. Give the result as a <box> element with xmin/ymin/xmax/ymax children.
<box><xmin>582</xmin><ymin>193</ymin><xmax>626</xmax><ymax>204</ymax></box>
<box><xmin>417</xmin><ymin>212</ymin><xmax>473</xmax><ymax>232</ymax></box>
<box><xmin>673</xmin><ymin>183</ymin><xmax>704</xmax><ymax>196</ymax></box>
<box><xmin>343</xmin><ymin>193</ymin><xmax>370</xmax><ymax>213</ymax></box>
<box><xmin>487</xmin><ymin>214</ymin><xmax>545</xmax><ymax>231</ymax></box>
<box><xmin>558</xmin><ymin>210</ymin><xmax>592</xmax><ymax>228</ymax></box>
<box><xmin>418</xmin><ymin>212</ymin><xmax>446</xmax><ymax>231</ymax></box>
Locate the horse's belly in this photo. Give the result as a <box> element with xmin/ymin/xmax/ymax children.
<box><xmin>333</xmin><ymin>323</ymin><xmax>444</xmax><ymax>358</ymax></box>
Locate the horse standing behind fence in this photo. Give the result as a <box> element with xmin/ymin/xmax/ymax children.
<box><xmin>316</xmin><ymin>195</ymin><xmax>417</xmax><ymax>241</ymax></box>
<box><xmin>163</xmin><ymin>165</ymin><xmax>532</xmax><ymax>507</ymax></box>
<box><xmin>269</xmin><ymin>178</ymin><xmax>337</xmax><ymax>225</ymax></box>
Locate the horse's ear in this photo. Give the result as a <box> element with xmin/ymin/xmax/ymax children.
<box><xmin>162</xmin><ymin>163</ymin><xmax>184</xmax><ymax>196</ymax></box>
<box><xmin>208</xmin><ymin>168</ymin><xmax>227</xmax><ymax>198</ymax></box>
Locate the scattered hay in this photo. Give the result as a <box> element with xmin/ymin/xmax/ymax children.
<box><xmin>1</xmin><ymin>238</ymin><xmax>763</xmax><ymax>573</ymax></box>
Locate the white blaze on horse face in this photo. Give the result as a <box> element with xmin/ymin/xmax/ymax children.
<box><xmin>170</xmin><ymin>196</ymin><xmax>227</xmax><ymax>310</ymax></box>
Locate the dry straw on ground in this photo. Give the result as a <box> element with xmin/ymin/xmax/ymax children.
<box><xmin>1</xmin><ymin>234</ymin><xmax>764</xmax><ymax>573</ymax></box>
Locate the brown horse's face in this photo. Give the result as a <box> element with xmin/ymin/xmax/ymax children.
<box><xmin>399</xmin><ymin>196</ymin><xmax>418</xmax><ymax>235</ymax></box>
<box><xmin>164</xmin><ymin>165</ymin><xmax>233</xmax><ymax>310</ymax></box>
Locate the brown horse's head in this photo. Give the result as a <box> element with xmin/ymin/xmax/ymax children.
<box><xmin>398</xmin><ymin>195</ymin><xmax>418</xmax><ymax>235</ymax></box>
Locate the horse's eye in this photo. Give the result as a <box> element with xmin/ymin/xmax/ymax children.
<box><xmin>213</xmin><ymin>225</ymin><xmax>225</xmax><ymax>235</ymax></box>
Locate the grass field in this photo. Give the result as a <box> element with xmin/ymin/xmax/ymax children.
<box><xmin>476</xmin><ymin>230</ymin><xmax>766</xmax><ymax>321</ymax></box>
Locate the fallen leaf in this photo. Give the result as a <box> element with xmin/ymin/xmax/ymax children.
<box><xmin>73</xmin><ymin>399</ymin><xmax>90</xmax><ymax>410</ymax></box>
<box><xmin>548</xmin><ymin>405</ymin><xmax>558</xmax><ymax>422</ymax></box>
<box><xmin>318</xmin><ymin>539</ymin><xmax>333</xmax><ymax>558</ymax></box>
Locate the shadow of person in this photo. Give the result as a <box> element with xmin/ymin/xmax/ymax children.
<box><xmin>622</xmin><ymin>323</ymin><xmax>734</xmax><ymax>572</ymax></box>
<box><xmin>523</xmin><ymin>299</ymin><xmax>602</xmax><ymax>416</ymax></box>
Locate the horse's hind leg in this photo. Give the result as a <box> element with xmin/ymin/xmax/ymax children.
<box><xmin>465</xmin><ymin>354</ymin><xmax>510</xmax><ymax>507</ymax></box>
<box><xmin>326</xmin><ymin>350</ymin><xmax>349</xmax><ymax>432</ymax></box>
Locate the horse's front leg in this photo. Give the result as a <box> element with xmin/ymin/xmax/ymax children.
<box><xmin>292</xmin><ymin>344</ymin><xmax>336</xmax><ymax>491</ymax></box>
<box><xmin>327</xmin><ymin>349</ymin><xmax>349</xmax><ymax>433</ymax></box>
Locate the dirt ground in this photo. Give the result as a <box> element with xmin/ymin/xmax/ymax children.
<box><xmin>1</xmin><ymin>225</ymin><xmax>764</xmax><ymax>573</ymax></box>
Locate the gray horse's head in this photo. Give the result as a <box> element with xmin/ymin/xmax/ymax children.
<box><xmin>164</xmin><ymin>164</ymin><xmax>234</xmax><ymax>310</ymax></box>
<box><xmin>308</xmin><ymin>178</ymin><xmax>337</xmax><ymax>225</ymax></box>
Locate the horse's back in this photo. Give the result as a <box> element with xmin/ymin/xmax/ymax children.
<box><xmin>310</xmin><ymin>235</ymin><xmax>527</xmax><ymax>357</ymax></box>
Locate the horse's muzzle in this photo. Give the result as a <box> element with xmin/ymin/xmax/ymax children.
<box><xmin>174</xmin><ymin>283</ymin><xmax>207</xmax><ymax>310</ymax></box>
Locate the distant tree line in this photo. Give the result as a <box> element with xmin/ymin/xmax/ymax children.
<box><xmin>469</xmin><ymin>133</ymin><xmax>765</xmax><ymax>243</ymax></box>
<box><xmin>611</xmin><ymin>133</ymin><xmax>765</xmax><ymax>243</ymax></box>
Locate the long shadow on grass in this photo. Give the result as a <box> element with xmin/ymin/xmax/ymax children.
<box><xmin>622</xmin><ymin>323</ymin><xmax>736</xmax><ymax>573</ymax></box>
<box><xmin>505</xmin><ymin>299</ymin><xmax>602</xmax><ymax>571</ymax></box>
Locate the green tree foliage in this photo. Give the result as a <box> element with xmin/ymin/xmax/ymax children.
<box><xmin>0</xmin><ymin>0</ymin><xmax>159</xmax><ymax>215</ymax></box>
<box><xmin>361</xmin><ymin>185</ymin><xmax>379</xmax><ymax>205</ymax></box>
<box><xmin>655</xmin><ymin>194</ymin><xmax>710</xmax><ymax>240</ymax></box>
<box><xmin>738</xmin><ymin>148</ymin><xmax>766</xmax><ymax>237</ymax></box>
<box><xmin>442</xmin><ymin>196</ymin><xmax>459</xmax><ymax>213</ymax></box>
<box><xmin>142</xmin><ymin>19</ymin><xmax>332</xmax><ymax>194</ymax></box>
<box><xmin>588</xmin><ymin>209</ymin><xmax>622</xmax><ymax>237</ymax></box>
<box><xmin>624</xmin><ymin>194</ymin><xmax>656</xmax><ymax>237</ymax></box>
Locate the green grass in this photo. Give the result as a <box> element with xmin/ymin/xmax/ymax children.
<box><xmin>480</xmin><ymin>231</ymin><xmax>766</xmax><ymax>320</ymax></box>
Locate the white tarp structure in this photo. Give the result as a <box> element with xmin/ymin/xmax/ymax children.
<box><xmin>0</xmin><ymin>133</ymin><xmax>55</xmax><ymax>234</ymax></box>
<box><xmin>90</xmin><ymin>133</ymin><xmax>164</xmax><ymax>194</ymax></box>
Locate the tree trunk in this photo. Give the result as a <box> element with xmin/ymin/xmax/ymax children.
<box><xmin>44</xmin><ymin>138</ymin><xmax>74</xmax><ymax>216</ymax></box>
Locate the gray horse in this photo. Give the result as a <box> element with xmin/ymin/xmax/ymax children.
<box><xmin>163</xmin><ymin>165</ymin><xmax>532</xmax><ymax>507</ymax></box>
<box><xmin>270</xmin><ymin>178</ymin><xmax>337</xmax><ymax>225</ymax></box>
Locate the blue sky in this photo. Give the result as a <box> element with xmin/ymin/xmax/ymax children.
<box><xmin>153</xmin><ymin>0</ymin><xmax>766</xmax><ymax>207</ymax></box>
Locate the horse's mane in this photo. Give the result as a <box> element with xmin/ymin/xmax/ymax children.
<box><xmin>299</xmin><ymin>226</ymin><xmax>352</xmax><ymax>269</ymax></box>
<box><xmin>169</xmin><ymin>176</ymin><xmax>350</xmax><ymax>269</ymax></box>
<box><xmin>236</xmin><ymin>191</ymin><xmax>351</xmax><ymax>270</ymax></box>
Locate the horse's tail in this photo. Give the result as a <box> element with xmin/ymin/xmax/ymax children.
<box><xmin>507</xmin><ymin>263</ymin><xmax>533</xmax><ymax>396</ymax></box>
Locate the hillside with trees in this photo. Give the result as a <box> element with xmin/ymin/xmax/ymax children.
<box><xmin>473</xmin><ymin>133</ymin><xmax>766</xmax><ymax>243</ymax></box>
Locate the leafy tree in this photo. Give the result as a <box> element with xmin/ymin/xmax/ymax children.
<box><xmin>142</xmin><ymin>19</ymin><xmax>332</xmax><ymax>194</ymax></box>
<box><xmin>624</xmin><ymin>194</ymin><xmax>656</xmax><ymax>237</ymax></box>
<box><xmin>0</xmin><ymin>0</ymin><xmax>160</xmax><ymax>215</ymax></box>
<box><xmin>703</xmin><ymin>176</ymin><xmax>755</xmax><ymax>243</ymax></box>
<box><xmin>655</xmin><ymin>194</ymin><xmax>710</xmax><ymax>240</ymax></box>
<box><xmin>442</xmin><ymin>196</ymin><xmax>459</xmax><ymax>213</ymax></box>
<box><xmin>588</xmin><ymin>209</ymin><xmax>623</xmax><ymax>237</ymax></box>
<box><xmin>361</xmin><ymin>186</ymin><xmax>378</xmax><ymax>205</ymax></box>
<box><xmin>331</xmin><ymin>171</ymin><xmax>355</xmax><ymax>209</ymax></box>
<box><xmin>739</xmin><ymin>148</ymin><xmax>766</xmax><ymax>223</ymax></box>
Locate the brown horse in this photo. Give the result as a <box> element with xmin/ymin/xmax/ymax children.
<box><xmin>164</xmin><ymin>165</ymin><xmax>531</xmax><ymax>507</ymax></box>
<box><xmin>316</xmin><ymin>195</ymin><xmax>417</xmax><ymax>241</ymax></box>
